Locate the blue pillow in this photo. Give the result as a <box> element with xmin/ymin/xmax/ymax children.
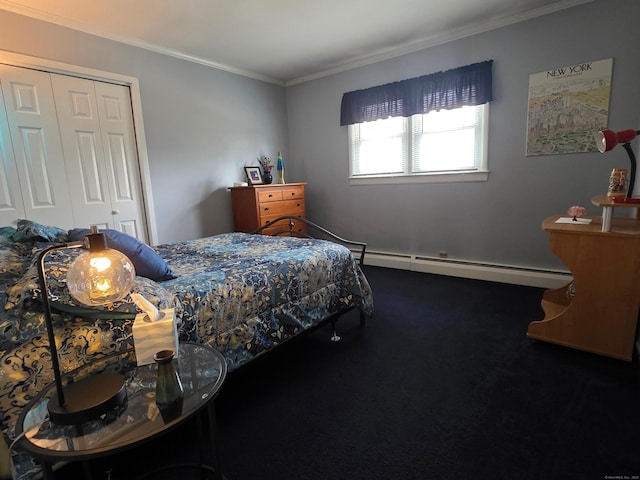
<box><xmin>68</xmin><ymin>228</ymin><xmax>177</xmax><ymax>281</ymax></box>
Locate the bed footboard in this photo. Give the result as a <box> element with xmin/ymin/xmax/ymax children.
<box><xmin>251</xmin><ymin>216</ymin><xmax>367</xmax><ymax>267</ymax></box>
<box><xmin>253</xmin><ymin>216</ymin><xmax>370</xmax><ymax>341</ymax></box>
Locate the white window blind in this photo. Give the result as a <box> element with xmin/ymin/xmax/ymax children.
<box><xmin>349</xmin><ymin>104</ymin><xmax>489</xmax><ymax>183</ymax></box>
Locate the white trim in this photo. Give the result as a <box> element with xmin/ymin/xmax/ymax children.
<box><xmin>363</xmin><ymin>251</ymin><xmax>571</xmax><ymax>289</ymax></box>
<box><xmin>0</xmin><ymin>0</ymin><xmax>592</xmax><ymax>87</ymax></box>
<box><xmin>0</xmin><ymin>2</ymin><xmax>285</xmax><ymax>86</ymax></box>
<box><xmin>127</xmin><ymin>78</ymin><xmax>159</xmax><ymax>245</ymax></box>
<box><xmin>479</xmin><ymin>103</ymin><xmax>490</xmax><ymax>171</ymax></box>
<box><xmin>349</xmin><ymin>170</ymin><xmax>489</xmax><ymax>186</ymax></box>
<box><xmin>286</xmin><ymin>0</ymin><xmax>594</xmax><ymax>86</ymax></box>
<box><xmin>0</xmin><ymin>49</ymin><xmax>160</xmax><ymax>245</ymax></box>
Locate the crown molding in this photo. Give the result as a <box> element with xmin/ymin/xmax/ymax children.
<box><xmin>286</xmin><ymin>0</ymin><xmax>594</xmax><ymax>85</ymax></box>
<box><xmin>0</xmin><ymin>0</ymin><xmax>593</xmax><ymax>87</ymax></box>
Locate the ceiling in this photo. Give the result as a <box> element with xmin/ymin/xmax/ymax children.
<box><xmin>0</xmin><ymin>0</ymin><xmax>591</xmax><ymax>85</ymax></box>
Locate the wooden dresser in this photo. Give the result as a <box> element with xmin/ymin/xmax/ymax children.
<box><xmin>229</xmin><ymin>182</ymin><xmax>307</xmax><ymax>235</ymax></box>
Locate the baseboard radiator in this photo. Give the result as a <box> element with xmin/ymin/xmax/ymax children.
<box><xmin>361</xmin><ymin>251</ymin><xmax>571</xmax><ymax>289</ymax></box>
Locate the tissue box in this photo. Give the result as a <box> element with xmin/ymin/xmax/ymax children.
<box><xmin>132</xmin><ymin>308</ymin><xmax>179</xmax><ymax>366</ymax></box>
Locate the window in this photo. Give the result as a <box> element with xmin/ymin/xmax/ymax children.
<box><xmin>341</xmin><ymin>60</ymin><xmax>493</xmax><ymax>184</ymax></box>
<box><xmin>348</xmin><ymin>104</ymin><xmax>489</xmax><ymax>183</ymax></box>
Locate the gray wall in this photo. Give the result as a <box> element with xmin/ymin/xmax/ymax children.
<box><xmin>2</xmin><ymin>1</ymin><xmax>639</xmax><ymax>272</ymax></box>
<box><xmin>287</xmin><ymin>0</ymin><xmax>640</xmax><ymax>271</ymax></box>
<box><xmin>0</xmin><ymin>10</ymin><xmax>289</xmax><ymax>244</ymax></box>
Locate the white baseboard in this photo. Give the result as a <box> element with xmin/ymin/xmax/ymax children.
<box><xmin>362</xmin><ymin>251</ymin><xmax>571</xmax><ymax>289</ymax></box>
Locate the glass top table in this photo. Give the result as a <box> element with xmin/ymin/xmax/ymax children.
<box><xmin>15</xmin><ymin>342</ymin><xmax>227</xmax><ymax>478</ymax></box>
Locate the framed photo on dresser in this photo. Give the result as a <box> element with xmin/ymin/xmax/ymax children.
<box><xmin>244</xmin><ymin>166</ymin><xmax>263</xmax><ymax>185</ymax></box>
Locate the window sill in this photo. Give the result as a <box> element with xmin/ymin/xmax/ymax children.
<box><xmin>348</xmin><ymin>170</ymin><xmax>489</xmax><ymax>186</ymax></box>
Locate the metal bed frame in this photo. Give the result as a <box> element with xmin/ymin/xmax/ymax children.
<box><xmin>251</xmin><ymin>216</ymin><xmax>367</xmax><ymax>267</ymax></box>
<box><xmin>252</xmin><ymin>216</ymin><xmax>369</xmax><ymax>341</ymax></box>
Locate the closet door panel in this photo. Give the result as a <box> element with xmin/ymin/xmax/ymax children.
<box><xmin>0</xmin><ymin>65</ymin><xmax>74</xmax><ymax>228</ymax></box>
<box><xmin>0</xmin><ymin>85</ymin><xmax>25</xmax><ymax>226</ymax></box>
<box><xmin>51</xmin><ymin>74</ymin><xmax>113</xmax><ymax>230</ymax></box>
<box><xmin>106</xmin><ymin>133</ymin><xmax>134</xmax><ymax>201</ymax></box>
<box><xmin>20</xmin><ymin>128</ymin><xmax>56</xmax><ymax>206</ymax></box>
<box><xmin>95</xmin><ymin>82</ymin><xmax>146</xmax><ymax>241</ymax></box>
<box><xmin>75</xmin><ymin>131</ymin><xmax>105</xmax><ymax>203</ymax></box>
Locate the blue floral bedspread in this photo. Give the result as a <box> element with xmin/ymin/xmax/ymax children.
<box><xmin>158</xmin><ymin>233</ymin><xmax>373</xmax><ymax>369</ymax></box>
<box><xmin>0</xmin><ymin>225</ymin><xmax>373</xmax><ymax>479</ymax></box>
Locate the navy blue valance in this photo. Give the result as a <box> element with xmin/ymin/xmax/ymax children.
<box><xmin>340</xmin><ymin>60</ymin><xmax>493</xmax><ymax>126</ymax></box>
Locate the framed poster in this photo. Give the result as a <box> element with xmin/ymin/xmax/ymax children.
<box><xmin>244</xmin><ymin>166</ymin><xmax>264</xmax><ymax>185</ymax></box>
<box><xmin>526</xmin><ymin>58</ymin><xmax>613</xmax><ymax>156</ymax></box>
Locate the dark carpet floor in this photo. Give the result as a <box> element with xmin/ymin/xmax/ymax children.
<box><xmin>62</xmin><ymin>266</ymin><xmax>640</xmax><ymax>480</ymax></box>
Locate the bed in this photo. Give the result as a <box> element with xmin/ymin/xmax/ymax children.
<box><xmin>0</xmin><ymin>218</ymin><xmax>373</xmax><ymax>479</ymax></box>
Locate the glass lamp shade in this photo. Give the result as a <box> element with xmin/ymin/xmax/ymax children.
<box><xmin>67</xmin><ymin>248</ymin><xmax>135</xmax><ymax>306</ymax></box>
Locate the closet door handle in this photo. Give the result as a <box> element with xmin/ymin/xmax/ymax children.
<box><xmin>111</xmin><ymin>209</ymin><xmax>120</xmax><ymax>215</ymax></box>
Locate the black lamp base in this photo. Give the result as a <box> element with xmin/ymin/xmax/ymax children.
<box><xmin>47</xmin><ymin>374</ymin><xmax>127</xmax><ymax>425</ymax></box>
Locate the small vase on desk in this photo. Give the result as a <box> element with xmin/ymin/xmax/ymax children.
<box><xmin>154</xmin><ymin>349</ymin><xmax>184</xmax><ymax>422</ymax></box>
<box><xmin>263</xmin><ymin>170</ymin><xmax>273</xmax><ymax>184</ymax></box>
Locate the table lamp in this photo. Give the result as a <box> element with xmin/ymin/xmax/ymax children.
<box><xmin>38</xmin><ymin>227</ymin><xmax>135</xmax><ymax>425</ymax></box>
<box><xmin>595</xmin><ymin>128</ymin><xmax>640</xmax><ymax>203</ymax></box>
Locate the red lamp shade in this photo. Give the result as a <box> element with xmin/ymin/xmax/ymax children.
<box><xmin>596</xmin><ymin>129</ymin><xmax>639</xmax><ymax>153</ymax></box>
<box><xmin>594</xmin><ymin>128</ymin><xmax>640</xmax><ymax>202</ymax></box>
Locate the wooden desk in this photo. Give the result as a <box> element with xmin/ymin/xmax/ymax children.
<box><xmin>527</xmin><ymin>215</ymin><xmax>640</xmax><ymax>361</ymax></box>
<box><xmin>591</xmin><ymin>194</ymin><xmax>640</xmax><ymax>232</ymax></box>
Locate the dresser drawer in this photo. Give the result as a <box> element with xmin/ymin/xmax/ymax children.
<box><xmin>259</xmin><ymin>199</ymin><xmax>305</xmax><ymax>218</ymax></box>
<box><xmin>258</xmin><ymin>190</ymin><xmax>283</xmax><ymax>203</ymax></box>
<box><xmin>259</xmin><ymin>218</ymin><xmax>307</xmax><ymax>236</ymax></box>
<box><xmin>281</xmin><ymin>187</ymin><xmax>304</xmax><ymax>200</ymax></box>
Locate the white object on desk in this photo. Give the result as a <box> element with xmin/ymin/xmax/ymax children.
<box><xmin>555</xmin><ymin>217</ymin><xmax>593</xmax><ymax>224</ymax></box>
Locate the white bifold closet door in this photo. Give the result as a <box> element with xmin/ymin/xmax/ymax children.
<box><xmin>0</xmin><ymin>65</ymin><xmax>73</xmax><ymax>229</ymax></box>
<box><xmin>0</xmin><ymin>64</ymin><xmax>148</xmax><ymax>241</ymax></box>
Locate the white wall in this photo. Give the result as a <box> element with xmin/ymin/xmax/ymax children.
<box><xmin>287</xmin><ymin>0</ymin><xmax>640</xmax><ymax>272</ymax></box>
<box><xmin>0</xmin><ymin>10</ymin><xmax>289</xmax><ymax>244</ymax></box>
